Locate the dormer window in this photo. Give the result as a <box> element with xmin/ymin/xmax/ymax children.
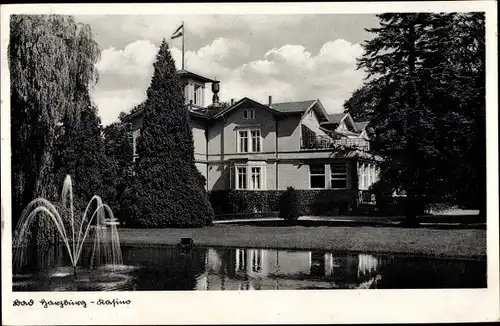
<box><xmin>184</xmin><ymin>83</ymin><xmax>204</xmax><ymax>106</ymax></box>
<box><xmin>193</xmin><ymin>85</ymin><xmax>204</xmax><ymax>106</ymax></box>
<box><xmin>244</xmin><ymin>108</ymin><xmax>255</xmax><ymax>120</ymax></box>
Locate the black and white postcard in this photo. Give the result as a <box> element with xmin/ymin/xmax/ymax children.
<box><xmin>1</xmin><ymin>1</ymin><xmax>498</xmax><ymax>324</ymax></box>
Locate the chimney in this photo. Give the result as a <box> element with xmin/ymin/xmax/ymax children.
<box><xmin>268</xmin><ymin>95</ymin><xmax>272</xmax><ymax>106</ymax></box>
<box><xmin>211</xmin><ymin>81</ymin><xmax>220</xmax><ymax>105</ymax></box>
<box><xmin>231</xmin><ymin>98</ymin><xmax>234</xmax><ymax>105</ymax></box>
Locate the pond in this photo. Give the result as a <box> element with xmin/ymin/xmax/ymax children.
<box><xmin>13</xmin><ymin>245</ymin><xmax>486</xmax><ymax>291</ymax></box>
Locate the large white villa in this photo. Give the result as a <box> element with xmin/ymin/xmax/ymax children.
<box><xmin>123</xmin><ymin>69</ymin><xmax>381</xmax><ymax>202</ymax></box>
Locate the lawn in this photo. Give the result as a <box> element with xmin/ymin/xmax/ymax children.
<box><xmin>117</xmin><ymin>223</ymin><xmax>486</xmax><ymax>259</ymax></box>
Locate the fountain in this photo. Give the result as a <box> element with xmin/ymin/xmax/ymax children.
<box><xmin>13</xmin><ymin>175</ymin><xmax>123</xmax><ymax>277</ymax></box>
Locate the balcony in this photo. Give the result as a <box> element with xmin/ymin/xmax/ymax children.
<box><xmin>300</xmin><ymin>135</ymin><xmax>370</xmax><ymax>151</ymax></box>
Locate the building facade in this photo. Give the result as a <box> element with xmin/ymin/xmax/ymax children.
<box><xmin>123</xmin><ymin>69</ymin><xmax>380</xmax><ymax>199</ymax></box>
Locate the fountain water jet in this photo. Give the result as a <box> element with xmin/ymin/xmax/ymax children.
<box><xmin>13</xmin><ymin>175</ymin><xmax>123</xmax><ymax>276</ymax></box>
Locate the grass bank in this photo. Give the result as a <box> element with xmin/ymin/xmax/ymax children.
<box><xmin>118</xmin><ymin>224</ymin><xmax>486</xmax><ymax>259</ymax></box>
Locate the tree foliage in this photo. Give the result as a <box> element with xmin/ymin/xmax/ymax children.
<box><xmin>353</xmin><ymin>13</ymin><xmax>485</xmax><ymax>221</ymax></box>
<box><xmin>122</xmin><ymin>39</ymin><xmax>214</xmax><ymax>227</ymax></box>
<box><xmin>53</xmin><ymin>105</ymin><xmax>115</xmax><ymax>214</ymax></box>
<box><xmin>103</xmin><ymin>120</ymin><xmax>134</xmax><ymax>217</ymax></box>
<box><xmin>343</xmin><ymin>84</ymin><xmax>379</xmax><ymax>121</ymax></box>
<box><xmin>9</xmin><ymin>15</ymin><xmax>100</xmax><ymax>244</ymax></box>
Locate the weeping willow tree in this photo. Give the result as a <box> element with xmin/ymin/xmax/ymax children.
<box><xmin>9</xmin><ymin>15</ymin><xmax>100</xmax><ymax>246</ymax></box>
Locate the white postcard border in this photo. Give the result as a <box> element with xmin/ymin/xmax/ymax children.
<box><xmin>1</xmin><ymin>2</ymin><xmax>498</xmax><ymax>324</ymax></box>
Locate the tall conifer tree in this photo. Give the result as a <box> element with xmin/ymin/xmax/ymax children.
<box><xmin>123</xmin><ymin>39</ymin><xmax>214</xmax><ymax>227</ymax></box>
<box><xmin>354</xmin><ymin>13</ymin><xmax>485</xmax><ymax>223</ymax></box>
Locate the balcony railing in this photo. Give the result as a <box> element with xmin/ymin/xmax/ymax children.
<box><xmin>301</xmin><ymin>135</ymin><xmax>370</xmax><ymax>151</ymax></box>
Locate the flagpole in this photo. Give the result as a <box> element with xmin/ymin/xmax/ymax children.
<box><xmin>182</xmin><ymin>21</ymin><xmax>185</xmax><ymax>70</ymax></box>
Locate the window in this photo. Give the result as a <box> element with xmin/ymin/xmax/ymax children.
<box><xmin>251</xmin><ymin>167</ymin><xmax>262</xmax><ymax>190</ymax></box>
<box><xmin>244</xmin><ymin>108</ymin><xmax>255</xmax><ymax>120</ymax></box>
<box><xmin>366</xmin><ymin>163</ymin><xmax>370</xmax><ymax>189</ymax></box>
<box><xmin>359</xmin><ymin>163</ymin><xmax>377</xmax><ymax>190</ymax></box>
<box><xmin>194</xmin><ymin>85</ymin><xmax>199</xmax><ymax>104</ymax></box>
<box><xmin>368</xmin><ymin>165</ymin><xmax>373</xmax><ymax>188</ymax></box>
<box><xmin>373</xmin><ymin>165</ymin><xmax>378</xmax><ymax>183</ymax></box>
<box><xmin>363</xmin><ymin>164</ymin><xmax>370</xmax><ymax>189</ymax></box>
<box><xmin>236</xmin><ymin>167</ymin><xmax>247</xmax><ymax>189</ymax></box>
<box><xmin>330</xmin><ymin>162</ymin><xmax>347</xmax><ymax>189</ymax></box>
<box><xmin>192</xmin><ymin>85</ymin><xmax>204</xmax><ymax>105</ymax></box>
<box><xmin>237</xmin><ymin>129</ymin><xmax>262</xmax><ymax>153</ymax></box>
<box><xmin>238</xmin><ymin>130</ymin><xmax>249</xmax><ymax>153</ymax></box>
<box><xmin>234</xmin><ymin>164</ymin><xmax>266</xmax><ymax>190</ymax></box>
<box><xmin>310</xmin><ymin>164</ymin><xmax>326</xmax><ymax>189</ymax></box>
<box><xmin>251</xmin><ymin>130</ymin><xmax>261</xmax><ymax>152</ymax></box>
<box><xmin>359</xmin><ymin>163</ymin><xmax>365</xmax><ymax>190</ymax></box>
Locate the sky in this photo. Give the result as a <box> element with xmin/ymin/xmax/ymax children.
<box><xmin>75</xmin><ymin>14</ymin><xmax>380</xmax><ymax>125</ymax></box>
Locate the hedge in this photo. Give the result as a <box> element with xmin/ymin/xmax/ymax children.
<box><xmin>209</xmin><ymin>189</ymin><xmax>360</xmax><ymax>218</ymax></box>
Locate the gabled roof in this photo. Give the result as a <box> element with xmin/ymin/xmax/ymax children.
<box><xmin>271</xmin><ymin>100</ymin><xmax>317</xmax><ymax>114</ymax></box>
<box><xmin>121</xmin><ymin>102</ymin><xmax>146</xmax><ymax>122</ymax></box>
<box><xmin>213</xmin><ymin>97</ymin><xmax>278</xmax><ymax>118</ymax></box>
<box><xmin>320</xmin><ymin>113</ymin><xmax>346</xmax><ymax>131</ymax></box>
<box><xmin>326</xmin><ymin>113</ymin><xmax>346</xmax><ymax>124</ymax></box>
<box><xmin>177</xmin><ymin>69</ymin><xmax>216</xmax><ymax>83</ymax></box>
<box><xmin>355</xmin><ymin>121</ymin><xmax>369</xmax><ymax>132</ymax></box>
<box><xmin>321</xmin><ymin>112</ymin><xmax>368</xmax><ymax>135</ymax></box>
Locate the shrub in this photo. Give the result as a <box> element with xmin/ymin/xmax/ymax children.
<box><xmin>279</xmin><ymin>187</ymin><xmax>300</xmax><ymax>223</ymax></box>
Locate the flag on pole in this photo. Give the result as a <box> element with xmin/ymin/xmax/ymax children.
<box><xmin>171</xmin><ymin>23</ymin><xmax>184</xmax><ymax>39</ymax></box>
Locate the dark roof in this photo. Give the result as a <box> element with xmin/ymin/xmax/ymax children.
<box><xmin>326</xmin><ymin>113</ymin><xmax>346</xmax><ymax>124</ymax></box>
<box><xmin>213</xmin><ymin>97</ymin><xmax>277</xmax><ymax>118</ymax></box>
<box><xmin>120</xmin><ymin>101</ymin><xmax>223</xmax><ymax>122</ymax></box>
<box><xmin>355</xmin><ymin>121</ymin><xmax>369</xmax><ymax>131</ymax></box>
<box><xmin>271</xmin><ymin>100</ymin><xmax>316</xmax><ymax>114</ymax></box>
<box><xmin>122</xmin><ymin>97</ymin><xmax>340</xmax><ymax>122</ymax></box>
<box><xmin>177</xmin><ymin>69</ymin><xmax>216</xmax><ymax>83</ymax></box>
<box><xmin>192</xmin><ymin>104</ymin><xmax>226</xmax><ymax>118</ymax></box>
<box><xmin>121</xmin><ymin>102</ymin><xmax>146</xmax><ymax>122</ymax></box>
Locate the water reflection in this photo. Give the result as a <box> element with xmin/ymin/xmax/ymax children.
<box><xmin>13</xmin><ymin>245</ymin><xmax>485</xmax><ymax>291</ymax></box>
<box><xmin>193</xmin><ymin>248</ymin><xmax>384</xmax><ymax>290</ymax></box>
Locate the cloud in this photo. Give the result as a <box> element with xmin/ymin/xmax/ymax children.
<box><xmin>225</xmin><ymin>39</ymin><xmax>365</xmax><ymax>110</ymax></box>
<box><xmin>92</xmin><ymin>40</ymin><xmax>159</xmax><ymax>122</ymax></box>
<box><xmin>92</xmin><ymin>88</ymin><xmax>147</xmax><ymax>126</ymax></box>
<box><xmin>91</xmin><ymin>37</ymin><xmax>365</xmax><ymax>125</ymax></box>
<box><xmin>317</xmin><ymin>39</ymin><xmax>363</xmax><ymax>65</ymax></box>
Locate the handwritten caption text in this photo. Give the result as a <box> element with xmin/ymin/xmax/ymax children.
<box><xmin>13</xmin><ymin>298</ymin><xmax>131</xmax><ymax>308</ymax></box>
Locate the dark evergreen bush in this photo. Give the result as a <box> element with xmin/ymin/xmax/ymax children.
<box><xmin>54</xmin><ymin>104</ymin><xmax>116</xmax><ymax>216</ymax></box>
<box><xmin>279</xmin><ymin>187</ymin><xmax>300</xmax><ymax>223</ymax></box>
<box><xmin>122</xmin><ymin>39</ymin><xmax>214</xmax><ymax>227</ymax></box>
